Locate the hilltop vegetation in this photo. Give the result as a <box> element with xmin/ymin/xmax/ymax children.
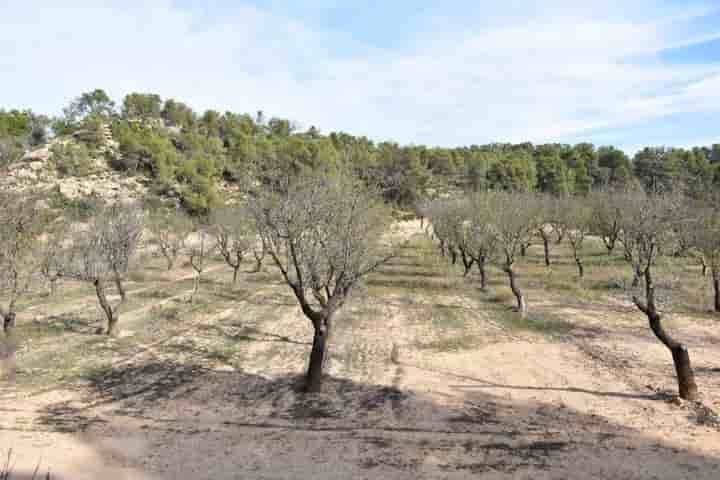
<box><xmin>2</xmin><ymin>88</ymin><xmax>720</xmax><ymax>216</ymax></box>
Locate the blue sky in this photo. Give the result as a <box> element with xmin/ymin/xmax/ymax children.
<box><xmin>1</xmin><ymin>1</ymin><xmax>719</xmax><ymax>154</ymax></box>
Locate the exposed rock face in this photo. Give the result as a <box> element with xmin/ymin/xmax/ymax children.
<box><xmin>1</xmin><ymin>140</ymin><xmax>150</xmax><ymax>204</ymax></box>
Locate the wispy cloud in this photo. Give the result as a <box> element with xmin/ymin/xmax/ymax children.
<box><xmin>1</xmin><ymin>0</ymin><xmax>719</xmax><ymax>150</ymax></box>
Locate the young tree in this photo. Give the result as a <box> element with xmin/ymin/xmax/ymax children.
<box><xmin>0</xmin><ymin>193</ymin><xmax>43</xmax><ymax>335</ymax></box>
<box><xmin>535</xmin><ymin>195</ymin><xmax>557</xmax><ymax>266</ymax></box>
<box><xmin>148</xmin><ymin>208</ymin><xmax>193</xmax><ymax>270</ymax></box>
<box><xmin>620</xmin><ymin>191</ymin><xmax>699</xmax><ymax>400</ymax></box>
<box><xmin>187</xmin><ymin>228</ymin><xmax>211</xmax><ymax>303</ymax></box>
<box><xmin>691</xmin><ymin>199</ymin><xmax>720</xmax><ymax>312</ymax></box>
<box><xmin>589</xmin><ymin>190</ymin><xmax>623</xmax><ymax>255</ymax></box>
<box><xmin>39</xmin><ymin>217</ymin><xmax>70</xmax><ymax>296</ymax></box>
<box><xmin>252</xmin><ymin>171</ymin><xmax>394</xmax><ymax>392</ymax></box>
<box><xmin>63</xmin><ymin>203</ymin><xmax>144</xmax><ymax>336</ymax></box>
<box><xmin>562</xmin><ymin>198</ymin><xmax>592</xmax><ymax>278</ymax></box>
<box><xmin>210</xmin><ymin>206</ymin><xmax>256</xmax><ymax>284</ymax></box>
<box><xmin>486</xmin><ymin>191</ymin><xmax>540</xmax><ymax>317</ymax></box>
<box><xmin>466</xmin><ymin>194</ymin><xmax>499</xmax><ymax>291</ymax></box>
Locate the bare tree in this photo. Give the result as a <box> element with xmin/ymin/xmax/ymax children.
<box><xmin>562</xmin><ymin>198</ymin><xmax>593</xmax><ymax>278</ymax></box>
<box><xmin>690</xmin><ymin>198</ymin><xmax>720</xmax><ymax>312</ymax></box>
<box><xmin>0</xmin><ymin>193</ymin><xmax>43</xmax><ymax>335</ymax></box>
<box><xmin>534</xmin><ymin>195</ymin><xmax>560</xmax><ymax>267</ymax></box>
<box><xmin>210</xmin><ymin>206</ymin><xmax>256</xmax><ymax>284</ymax></box>
<box><xmin>252</xmin><ymin>171</ymin><xmax>394</xmax><ymax>392</ymax></box>
<box><xmin>619</xmin><ymin>191</ymin><xmax>698</xmax><ymax>400</ymax></box>
<box><xmin>486</xmin><ymin>191</ymin><xmax>540</xmax><ymax>317</ymax></box>
<box><xmin>589</xmin><ymin>190</ymin><xmax>622</xmax><ymax>255</ymax></box>
<box><xmin>466</xmin><ymin>194</ymin><xmax>499</xmax><ymax>291</ymax></box>
<box><xmin>39</xmin><ymin>217</ymin><xmax>70</xmax><ymax>297</ymax></box>
<box><xmin>148</xmin><ymin>208</ymin><xmax>193</xmax><ymax>271</ymax></box>
<box><xmin>187</xmin><ymin>227</ymin><xmax>212</xmax><ymax>303</ymax></box>
<box><xmin>63</xmin><ymin>202</ymin><xmax>144</xmax><ymax>336</ymax></box>
<box><xmin>251</xmin><ymin>237</ymin><xmax>267</xmax><ymax>273</ymax></box>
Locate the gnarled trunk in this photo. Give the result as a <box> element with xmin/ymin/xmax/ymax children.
<box><xmin>477</xmin><ymin>255</ymin><xmax>487</xmax><ymax>291</ymax></box>
<box><xmin>460</xmin><ymin>250</ymin><xmax>474</xmax><ymax>277</ymax></box>
<box><xmin>634</xmin><ymin>269</ymin><xmax>698</xmax><ymax>400</ymax></box>
<box><xmin>542</xmin><ymin>236</ymin><xmax>550</xmax><ymax>266</ymax></box>
<box><xmin>94</xmin><ymin>279</ymin><xmax>119</xmax><ymax>337</ymax></box>
<box><xmin>2</xmin><ymin>311</ymin><xmax>16</xmax><ymax>336</ymax></box>
<box><xmin>504</xmin><ymin>265</ymin><xmax>527</xmax><ymax>317</ymax></box>
<box><xmin>113</xmin><ymin>273</ymin><xmax>127</xmax><ymax>303</ymax></box>
<box><xmin>602</xmin><ymin>233</ymin><xmax>617</xmax><ymax>255</ymax></box>
<box><xmin>575</xmin><ymin>255</ymin><xmax>584</xmax><ymax>278</ymax></box>
<box><xmin>305</xmin><ymin>313</ymin><xmax>333</xmax><ymax>393</ymax></box>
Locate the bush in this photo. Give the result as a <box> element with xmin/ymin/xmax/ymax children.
<box><xmin>51</xmin><ymin>142</ymin><xmax>95</xmax><ymax>177</ymax></box>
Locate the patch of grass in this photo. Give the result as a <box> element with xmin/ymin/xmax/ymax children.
<box><xmin>430</xmin><ymin>304</ymin><xmax>466</xmax><ymax>330</ymax></box>
<box><xmin>137</xmin><ymin>289</ymin><xmax>174</xmax><ymax>300</ymax></box>
<box><xmin>492</xmin><ymin>309</ymin><xmax>575</xmax><ymax>336</ymax></box>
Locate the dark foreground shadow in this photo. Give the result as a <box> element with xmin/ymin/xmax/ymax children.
<box><xmin>6</xmin><ymin>359</ymin><xmax>719</xmax><ymax>479</ymax></box>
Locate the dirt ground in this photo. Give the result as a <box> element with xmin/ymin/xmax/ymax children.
<box><xmin>1</xmin><ymin>221</ymin><xmax>719</xmax><ymax>479</ymax></box>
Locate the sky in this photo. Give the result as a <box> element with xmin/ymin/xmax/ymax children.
<box><xmin>1</xmin><ymin>0</ymin><xmax>719</xmax><ymax>154</ymax></box>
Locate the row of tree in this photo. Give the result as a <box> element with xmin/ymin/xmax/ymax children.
<box><xmin>0</xmin><ymin>169</ymin><xmax>396</xmax><ymax>392</ymax></box>
<box><xmin>3</xmin><ymin>90</ymin><xmax>720</xmax><ymax>214</ymax></box>
<box><xmin>425</xmin><ymin>189</ymin><xmax>720</xmax><ymax>400</ymax></box>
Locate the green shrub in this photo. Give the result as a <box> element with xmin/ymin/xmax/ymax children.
<box><xmin>51</xmin><ymin>142</ymin><xmax>95</xmax><ymax>177</ymax></box>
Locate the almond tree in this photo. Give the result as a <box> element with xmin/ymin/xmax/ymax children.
<box><xmin>252</xmin><ymin>171</ymin><xmax>394</xmax><ymax>392</ymax></box>
<box><xmin>589</xmin><ymin>190</ymin><xmax>623</xmax><ymax>255</ymax></box>
<box><xmin>691</xmin><ymin>198</ymin><xmax>720</xmax><ymax>313</ymax></box>
<box><xmin>562</xmin><ymin>198</ymin><xmax>593</xmax><ymax>278</ymax></box>
<box><xmin>210</xmin><ymin>206</ymin><xmax>256</xmax><ymax>284</ymax></box>
<box><xmin>63</xmin><ymin>202</ymin><xmax>143</xmax><ymax>336</ymax></box>
<box><xmin>466</xmin><ymin>193</ymin><xmax>499</xmax><ymax>291</ymax></box>
<box><xmin>487</xmin><ymin>191</ymin><xmax>540</xmax><ymax>317</ymax></box>
<box><xmin>148</xmin><ymin>208</ymin><xmax>193</xmax><ymax>271</ymax></box>
<box><xmin>39</xmin><ymin>217</ymin><xmax>70</xmax><ymax>297</ymax></box>
<box><xmin>0</xmin><ymin>193</ymin><xmax>43</xmax><ymax>335</ymax></box>
<box><xmin>620</xmin><ymin>191</ymin><xmax>698</xmax><ymax>400</ymax></box>
<box><xmin>187</xmin><ymin>228</ymin><xmax>211</xmax><ymax>303</ymax></box>
<box><xmin>536</xmin><ymin>195</ymin><xmax>556</xmax><ymax>267</ymax></box>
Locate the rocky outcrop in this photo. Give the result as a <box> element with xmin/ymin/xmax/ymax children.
<box><xmin>1</xmin><ymin>140</ymin><xmax>149</xmax><ymax>204</ymax></box>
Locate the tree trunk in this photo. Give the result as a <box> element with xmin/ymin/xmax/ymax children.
<box><xmin>2</xmin><ymin>311</ymin><xmax>16</xmax><ymax>336</ymax></box>
<box><xmin>602</xmin><ymin>236</ymin><xmax>616</xmax><ymax>255</ymax></box>
<box><xmin>449</xmin><ymin>248</ymin><xmax>457</xmax><ymax>265</ymax></box>
<box><xmin>478</xmin><ymin>256</ymin><xmax>487</xmax><ymax>291</ymax></box>
<box><xmin>634</xmin><ymin>269</ymin><xmax>698</xmax><ymax>400</ymax></box>
<box><xmin>305</xmin><ymin>314</ymin><xmax>332</xmax><ymax>393</ymax></box>
<box><xmin>542</xmin><ymin>236</ymin><xmax>550</xmax><ymax>266</ymax></box>
<box><xmin>233</xmin><ymin>266</ymin><xmax>239</xmax><ymax>284</ymax></box>
<box><xmin>166</xmin><ymin>257</ymin><xmax>174</xmax><ymax>271</ymax></box>
<box><xmin>504</xmin><ymin>265</ymin><xmax>527</xmax><ymax>317</ymax></box>
<box><xmin>713</xmin><ymin>270</ymin><xmax>720</xmax><ymax>313</ymax></box>
<box><xmin>114</xmin><ymin>273</ymin><xmax>127</xmax><ymax>303</ymax></box>
<box><xmin>520</xmin><ymin>243</ymin><xmax>528</xmax><ymax>257</ymax></box>
<box><xmin>631</xmin><ymin>265</ymin><xmax>642</xmax><ymax>288</ymax></box>
<box><xmin>700</xmin><ymin>258</ymin><xmax>707</xmax><ymax>277</ymax></box>
<box><xmin>575</xmin><ymin>255</ymin><xmax>584</xmax><ymax>278</ymax></box>
<box><xmin>460</xmin><ymin>250</ymin><xmax>474</xmax><ymax>276</ymax></box>
<box><xmin>94</xmin><ymin>279</ymin><xmax>119</xmax><ymax>337</ymax></box>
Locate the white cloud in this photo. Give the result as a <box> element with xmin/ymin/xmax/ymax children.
<box><xmin>1</xmin><ymin>0</ymin><xmax>719</xmax><ymax>147</ymax></box>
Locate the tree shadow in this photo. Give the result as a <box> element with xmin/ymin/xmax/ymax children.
<box><xmin>16</xmin><ymin>360</ymin><xmax>720</xmax><ymax>478</ymax></box>
<box><xmin>404</xmin><ymin>363</ymin><xmax>667</xmax><ymax>401</ymax></box>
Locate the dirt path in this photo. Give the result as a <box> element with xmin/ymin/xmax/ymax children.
<box><xmin>2</xmin><ymin>225</ymin><xmax>719</xmax><ymax>479</ymax></box>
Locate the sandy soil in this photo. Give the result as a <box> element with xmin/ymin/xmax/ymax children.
<box><xmin>1</xmin><ymin>222</ymin><xmax>719</xmax><ymax>479</ymax></box>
